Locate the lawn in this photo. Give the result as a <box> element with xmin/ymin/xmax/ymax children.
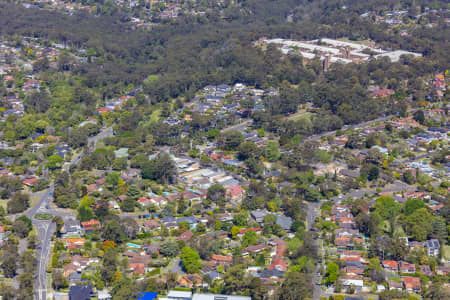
<box><xmin>0</xmin><ymin>199</ymin><xmax>7</xmax><ymax>210</ymax></box>
<box><xmin>149</xmin><ymin>108</ymin><xmax>161</xmax><ymax>122</ymax></box>
<box><xmin>285</xmin><ymin>110</ymin><xmax>312</xmax><ymax>121</ymax></box>
<box><xmin>443</xmin><ymin>245</ymin><xmax>450</xmax><ymax>261</ymax></box>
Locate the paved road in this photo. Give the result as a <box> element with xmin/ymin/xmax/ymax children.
<box><xmin>306</xmin><ymin>202</ymin><xmax>326</xmax><ymax>300</ymax></box>
<box><xmin>221</xmin><ymin>120</ymin><xmax>253</xmax><ymax>133</ymax></box>
<box><xmin>300</xmin><ymin>109</ymin><xmax>418</xmax><ymax>146</ymax></box>
<box><xmin>21</xmin><ymin>127</ymin><xmax>113</xmax><ymax>300</ymax></box>
<box><xmin>168</xmin><ymin>258</ymin><xmax>185</xmax><ymax>276</ymax></box>
<box><xmin>332</xmin><ymin>180</ymin><xmax>414</xmax><ymax>203</ymax></box>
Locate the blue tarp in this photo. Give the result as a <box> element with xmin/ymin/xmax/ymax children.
<box><xmin>138</xmin><ymin>292</ymin><xmax>158</xmax><ymax>300</ymax></box>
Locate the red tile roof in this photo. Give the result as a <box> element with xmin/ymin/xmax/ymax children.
<box><xmin>211</xmin><ymin>254</ymin><xmax>232</xmax><ymax>262</ymax></box>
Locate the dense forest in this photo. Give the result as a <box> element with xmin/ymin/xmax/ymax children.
<box><xmin>0</xmin><ymin>0</ymin><xmax>448</xmax><ymax>129</ymax></box>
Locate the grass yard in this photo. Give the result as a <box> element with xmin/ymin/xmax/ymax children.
<box><xmin>443</xmin><ymin>245</ymin><xmax>450</xmax><ymax>261</ymax></box>
<box><xmin>0</xmin><ymin>199</ymin><xmax>8</xmax><ymax>210</ymax></box>
<box><xmin>149</xmin><ymin>108</ymin><xmax>161</xmax><ymax>122</ymax></box>
<box><xmin>285</xmin><ymin>110</ymin><xmax>312</xmax><ymax>121</ymax></box>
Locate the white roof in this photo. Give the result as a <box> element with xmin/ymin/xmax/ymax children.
<box><xmin>167</xmin><ymin>290</ymin><xmax>193</xmax><ymax>298</ymax></box>
<box><xmin>330</xmin><ymin>56</ymin><xmax>353</xmax><ymax>64</ymax></box>
<box><xmin>265</xmin><ymin>38</ymin><xmax>341</xmax><ymax>55</ymax></box>
<box><xmin>318</xmin><ymin>38</ymin><xmax>368</xmax><ymax>51</ymax></box>
<box><xmin>341</xmin><ymin>279</ymin><xmax>364</xmax><ymax>287</ymax></box>
<box><xmin>300</xmin><ymin>51</ymin><xmax>317</xmax><ymax>59</ymax></box>
<box><xmin>192</xmin><ymin>294</ymin><xmax>251</xmax><ymax>300</ymax></box>
<box><xmin>375</xmin><ymin>50</ymin><xmax>422</xmax><ymax>62</ymax></box>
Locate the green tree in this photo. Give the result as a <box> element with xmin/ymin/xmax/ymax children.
<box><xmin>125</xmin><ymin>185</ymin><xmax>141</xmax><ymax>199</ymax></box>
<box><xmin>237</xmin><ymin>141</ymin><xmax>259</xmax><ymax>161</ymax></box>
<box><xmin>46</xmin><ymin>155</ymin><xmax>63</xmax><ymax>170</ymax></box>
<box><xmin>325</xmin><ymin>262</ymin><xmax>339</xmax><ymax>285</ymax></box>
<box><xmin>141</xmin><ymin>152</ymin><xmax>177</xmax><ymax>184</ymax></box>
<box><xmin>12</xmin><ymin>219</ymin><xmax>31</xmax><ymax>238</ymax></box>
<box><xmin>404</xmin><ymin>198</ymin><xmax>425</xmax><ymax>216</ymax></box>
<box><xmin>276</xmin><ymin>271</ymin><xmax>312</xmax><ymax>300</ymax></box>
<box><xmin>403</xmin><ymin>169</ymin><xmax>416</xmax><ymax>184</ymax></box>
<box><xmin>207</xmin><ymin>183</ymin><xmax>226</xmax><ymax>207</ymax></box>
<box><xmin>105</xmin><ymin>172</ymin><xmax>120</xmax><ymax>190</ymax></box>
<box><xmin>230</xmin><ymin>226</ymin><xmax>240</xmax><ymax>239</ymax></box>
<box><xmin>265</xmin><ymin>141</ymin><xmax>280</xmax><ymax>162</ymax></box>
<box><xmin>242</xmin><ymin>230</ymin><xmax>259</xmax><ymax>247</ymax></box>
<box><xmin>374</xmin><ymin>196</ymin><xmax>399</xmax><ymax>220</ymax></box>
<box><xmin>159</xmin><ymin>241</ymin><xmax>179</xmax><ymax>257</ymax></box>
<box><xmin>432</xmin><ymin>217</ymin><xmax>447</xmax><ymax>241</ymax></box>
<box><xmin>122</xmin><ymin>197</ymin><xmax>136</xmax><ymax>212</ymax></box>
<box><xmin>413</xmin><ymin>110</ymin><xmax>425</xmax><ymax>125</ymax></box>
<box><xmin>368</xmin><ymin>166</ymin><xmax>379</xmax><ymax>181</ymax></box>
<box><xmin>7</xmin><ymin>192</ymin><xmax>30</xmax><ymax>214</ymax></box>
<box><xmin>406</xmin><ymin>208</ymin><xmax>432</xmax><ymax>241</ymax></box>
<box><xmin>220</xmin><ymin>130</ymin><xmax>244</xmax><ymax>151</ymax></box>
<box><xmin>180</xmin><ymin>246</ymin><xmax>202</xmax><ymax>273</ymax></box>
<box><xmin>103</xmin><ymin>219</ymin><xmax>126</xmax><ymax>244</ymax></box>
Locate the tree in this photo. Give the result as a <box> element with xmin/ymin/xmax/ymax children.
<box><xmin>238</xmin><ymin>141</ymin><xmax>259</xmax><ymax>161</ymax></box>
<box><xmin>103</xmin><ymin>219</ymin><xmax>126</xmax><ymax>244</ymax></box>
<box><xmin>374</xmin><ymin>196</ymin><xmax>399</xmax><ymax>220</ymax></box>
<box><xmin>242</xmin><ymin>229</ymin><xmax>259</xmax><ymax>247</ymax></box>
<box><xmin>223</xmin><ymin>264</ymin><xmax>246</xmax><ymax>294</ymax></box>
<box><xmin>180</xmin><ymin>246</ymin><xmax>202</xmax><ymax>273</ymax></box>
<box><xmin>46</xmin><ymin>155</ymin><xmax>63</xmax><ymax>170</ymax></box>
<box><xmin>425</xmin><ymin>282</ymin><xmax>450</xmax><ymax>299</ymax></box>
<box><xmin>101</xmin><ymin>248</ymin><xmax>118</xmax><ymax>285</ymax></box>
<box><xmin>207</xmin><ymin>184</ymin><xmax>226</xmax><ymax>207</ymax></box>
<box><xmin>413</xmin><ymin>110</ymin><xmax>425</xmax><ymax>124</ymax></box>
<box><xmin>24</xmin><ymin>91</ymin><xmax>50</xmax><ymax>113</ymax></box>
<box><xmin>405</xmin><ymin>208</ymin><xmax>432</xmax><ymax>241</ymax></box>
<box><xmin>177</xmin><ymin>195</ymin><xmax>187</xmax><ymax>214</ymax></box>
<box><xmin>220</xmin><ymin>130</ymin><xmax>244</xmax><ymax>151</ymax></box>
<box><xmin>78</xmin><ymin>196</ymin><xmax>94</xmax><ymax>222</ymax></box>
<box><xmin>403</xmin><ymin>169</ymin><xmax>416</xmax><ymax>184</ymax></box>
<box><xmin>404</xmin><ymin>198</ymin><xmax>425</xmax><ymax>216</ymax></box>
<box><xmin>53</xmin><ymin>216</ymin><xmax>64</xmax><ymax>236</ymax></box>
<box><xmin>7</xmin><ymin>192</ymin><xmax>30</xmax><ymax>214</ymax></box>
<box><xmin>265</xmin><ymin>141</ymin><xmax>280</xmax><ymax>162</ymax></box>
<box><xmin>230</xmin><ymin>226</ymin><xmax>240</xmax><ymax>239</ymax></box>
<box><xmin>122</xmin><ymin>197</ymin><xmax>136</xmax><ymax>212</ymax></box>
<box><xmin>112</xmin><ymin>158</ymin><xmax>127</xmax><ymax>171</ymax></box>
<box><xmin>368</xmin><ymin>166</ymin><xmax>379</xmax><ymax>181</ymax></box>
<box><xmin>246</xmin><ymin>157</ymin><xmax>264</xmax><ymax>177</ymax></box>
<box><xmin>52</xmin><ymin>270</ymin><xmax>68</xmax><ymax>290</ymax></box>
<box><xmin>1</xmin><ymin>254</ymin><xmax>17</xmax><ymax>278</ymax></box>
<box><xmin>262</xmin><ymin>214</ymin><xmax>277</xmax><ymax>236</ymax></box>
<box><xmin>141</xmin><ymin>152</ymin><xmax>177</xmax><ymax>184</ymax></box>
<box><xmin>432</xmin><ymin>217</ymin><xmax>447</xmax><ymax>241</ymax></box>
<box><xmin>12</xmin><ymin>220</ymin><xmax>30</xmax><ymax>238</ymax></box>
<box><xmin>125</xmin><ymin>185</ymin><xmax>141</xmax><ymax>199</ymax></box>
<box><xmin>325</xmin><ymin>262</ymin><xmax>339</xmax><ymax>285</ymax></box>
<box><xmin>275</xmin><ymin>271</ymin><xmax>312</xmax><ymax>300</ymax></box>
<box><xmin>159</xmin><ymin>241</ymin><xmax>179</xmax><ymax>257</ymax></box>
<box><xmin>105</xmin><ymin>172</ymin><xmax>120</xmax><ymax>190</ymax></box>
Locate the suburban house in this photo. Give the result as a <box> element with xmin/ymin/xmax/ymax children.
<box><xmin>81</xmin><ymin>219</ymin><xmax>101</xmax><ymax>233</ymax></box>
<box><xmin>425</xmin><ymin>239</ymin><xmax>440</xmax><ymax>257</ymax></box>
<box><xmin>402</xmin><ymin>276</ymin><xmax>421</xmax><ymax>293</ymax></box>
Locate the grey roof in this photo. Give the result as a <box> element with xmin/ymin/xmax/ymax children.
<box><xmin>177</xmin><ymin>216</ymin><xmax>197</xmax><ymax>224</ymax></box>
<box><xmin>261</xmin><ymin>269</ymin><xmax>285</xmax><ymax>278</ymax></box>
<box><xmin>69</xmin><ymin>285</ymin><xmax>93</xmax><ymax>300</ymax></box>
<box><xmin>251</xmin><ymin>210</ymin><xmax>269</xmax><ymax>220</ymax></box>
<box><xmin>276</xmin><ymin>215</ymin><xmax>293</xmax><ymax>230</ymax></box>
<box><xmin>425</xmin><ymin>239</ymin><xmax>440</xmax><ymax>249</ymax></box>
